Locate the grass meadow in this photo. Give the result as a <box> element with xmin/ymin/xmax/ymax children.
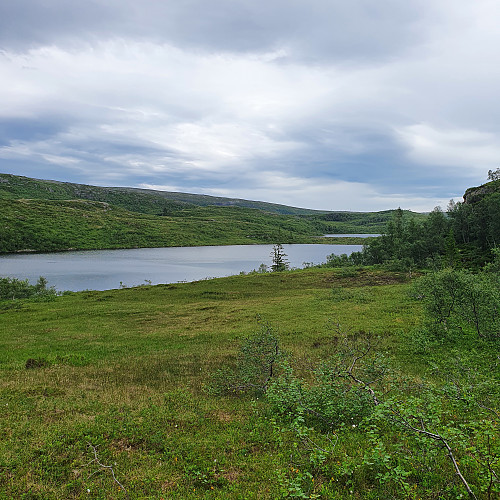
<box><xmin>0</xmin><ymin>268</ymin><xmax>497</xmax><ymax>499</ymax></box>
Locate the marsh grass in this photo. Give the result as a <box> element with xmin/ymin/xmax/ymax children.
<box><xmin>1</xmin><ymin>268</ymin><xmax>496</xmax><ymax>498</ymax></box>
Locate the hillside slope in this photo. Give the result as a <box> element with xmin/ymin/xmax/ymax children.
<box><xmin>0</xmin><ymin>198</ymin><xmax>332</xmax><ymax>253</ymax></box>
<box><xmin>0</xmin><ymin>173</ymin><xmax>322</xmax><ymax>216</ymax></box>
<box><xmin>0</xmin><ymin>173</ymin><xmax>416</xmax><ymax>253</ymax></box>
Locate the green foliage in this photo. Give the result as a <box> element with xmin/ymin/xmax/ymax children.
<box><xmin>0</xmin><ymin>173</ymin><xmax>412</xmax><ymax>253</ymax></box>
<box><xmin>327</xmin><ymin>182</ymin><xmax>500</xmax><ymax>271</ymax></box>
<box><xmin>0</xmin><ymin>276</ymin><xmax>56</xmax><ymax>301</ymax></box>
<box><xmin>448</xmin><ymin>190</ymin><xmax>500</xmax><ymax>265</ymax></box>
<box><xmin>487</xmin><ymin>168</ymin><xmax>500</xmax><ymax>181</ymax></box>
<box><xmin>0</xmin><ymin>268</ymin><xmax>497</xmax><ymax>498</ymax></box>
<box><xmin>271</xmin><ymin>244</ymin><xmax>289</xmax><ymax>272</ymax></box>
<box><xmin>314</xmin><ymin>207</ymin><xmax>422</xmax><ymax>234</ymax></box>
<box><xmin>267</xmin><ymin>360</ymin><xmax>375</xmax><ymax>430</ymax></box>
<box><xmin>361</xmin><ymin>207</ymin><xmax>451</xmax><ymax>268</ymax></box>
<box><xmin>322</xmin><ymin>207</ymin><xmax>455</xmax><ymax>270</ymax></box>
<box><xmin>267</xmin><ymin>334</ymin><xmax>498</xmax><ymax>499</ymax></box>
<box><xmin>364</xmin><ymin>378</ymin><xmax>500</xmax><ymax>499</ymax></box>
<box><xmin>444</xmin><ymin>228</ymin><xmax>461</xmax><ymax>268</ymax></box>
<box><xmin>0</xmin><ymin>198</ymin><xmax>331</xmax><ymax>253</ymax></box>
<box><xmin>484</xmin><ymin>247</ymin><xmax>500</xmax><ymax>273</ymax></box>
<box><xmin>0</xmin><ymin>172</ymin><xmax>321</xmax><ymax>216</ymax></box>
<box><xmin>208</xmin><ymin>325</ymin><xmax>283</xmax><ymax>395</ymax></box>
<box><xmin>265</xmin><ymin>328</ymin><xmax>497</xmax><ymax>499</ymax></box>
<box><xmin>325</xmin><ymin>252</ymin><xmax>363</xmax><ymax>268</ymax></box>
<box><xmin>412</xmin><ymin>268</ymin><xmax>500</xmax><ymax>341</ymax></box>
<box><xmin>220</xmin><ymin>327</ymin><xmax>381</xmax><ymax>431</ymax></box>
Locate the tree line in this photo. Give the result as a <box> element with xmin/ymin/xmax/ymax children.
<box><xmin>327</xmin><ymin>190</ymin><xmax>500</xmax><ymax>270</ymax></box>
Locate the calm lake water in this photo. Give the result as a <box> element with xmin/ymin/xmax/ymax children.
<box><xmin>323</xmin><ymin>234</ymin><xmax>381</xmax><ymax>238</ymax></box>
<box><xmin>0</xmin><ymin>244</ymin><xmax>362</xmax><ymax>292</ymax></box>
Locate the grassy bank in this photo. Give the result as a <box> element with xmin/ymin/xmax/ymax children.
<box><xmin>0</xmin><ymin>268</ymin><xmax>497</xmax><ymax>498</ymax></box>
<box><xmin>0</xmin><ymin>199</ymin><xmax>330</xmax><ymax>253</ymax></box>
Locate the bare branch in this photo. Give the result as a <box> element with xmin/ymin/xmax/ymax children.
<box><xmin>342</xmin><ymin>341</ymin><xmax>478</xmax><ymax>500</ymax></box>
<box><xmin>390</xmin><ymin>410</ymin><xmax>478</xmax><ymax>500</ymax></box>
<box><xmin>344</xmin><ymin>344</ymin><xmax>381</xmax><ymax>406</ymax></box>
<box><xmin>300</xmin><ymin>433</ymin><xmax>339</xmax><ymax>455</ymax></box>
<box><xmin>86</xmin><ymin>443</ymin><xmax>129</xmax><ymax>498</ymax></box>
<box><xmin>475</xmin><ymin>401</ymin><xmax>500</xmax><ymax>418</ymax></box>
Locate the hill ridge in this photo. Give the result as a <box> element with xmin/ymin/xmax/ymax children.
<box><xmin>0</xmin><ymin>173</ymin><xmax>327</xmax><ymax>216</ymax></box>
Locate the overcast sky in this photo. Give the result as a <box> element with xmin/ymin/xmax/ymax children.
<box><xmin>1</xmin><ymin>0</ymin><xmax>499</xmax><ymax>211</ymax></box>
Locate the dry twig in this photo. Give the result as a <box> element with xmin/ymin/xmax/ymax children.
<box><xmin>86</xmin><ymin>443</ymin><xmax>129</xmax><ymax>498</ymax></box>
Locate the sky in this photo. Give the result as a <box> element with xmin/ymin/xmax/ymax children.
<box><xmin>1</xmin><ymin>1</ymin><xmax>499</xmax><ymax>212</ymax></box>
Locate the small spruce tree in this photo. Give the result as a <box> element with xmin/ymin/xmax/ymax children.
<box><xmin>271</xmin><ymin>244</ymin><xmax>289</xmax><ymax>272</ymax></box>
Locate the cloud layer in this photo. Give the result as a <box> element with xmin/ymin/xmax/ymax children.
<box><xmin>1</xmin><ymin>0</ymin><xmax>499</xmax><ymax>211</ymax></box>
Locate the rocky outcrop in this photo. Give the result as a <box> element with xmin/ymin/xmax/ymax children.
<box><xmin>463</xmin><ymin>180</ymin><xmax>500</xmax><ymax>204</ymax></box>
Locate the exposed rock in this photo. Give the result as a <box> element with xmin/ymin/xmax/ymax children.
<box><xmin>463</xmin><ymin>180</ymin><xmax>500</xmax><ymax>204</ymax></box>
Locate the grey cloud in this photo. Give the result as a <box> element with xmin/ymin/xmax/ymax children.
<box><xmin>1</xmin><ymin>1</ymin><xmax>498</xmax><ymax>211</ymax></box>
<box><xmin>1</xmin><ymin>0</ymin><xmax>432</xmax><ymax>62</ymax></box>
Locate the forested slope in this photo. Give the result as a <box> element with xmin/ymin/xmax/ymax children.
<box><xmin>322</xmin><ymin>179</ymin><xmax>499</xmax><ymax>269</ymax></box>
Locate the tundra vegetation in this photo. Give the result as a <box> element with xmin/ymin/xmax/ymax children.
<box><xmin>0</xmin><ymin>173</ymin><xmax>417</xmax><ymax>253</ymax></box>
<box><xmin>0</xmin><ymin>175</ymin><xmax>498</xmax><ymax>499</ymax></box>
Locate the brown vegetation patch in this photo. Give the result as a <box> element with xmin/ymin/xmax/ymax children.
<box><xmin>25</xmin><ymin>358</ymin><xmax>50</xmax><ymax>369</ymax></box>
<box><xmin>110</xmin><ymin>438</ymin><xmax>138</xmax><ymax>454</ymax></box>
<box><xmin>222</xmin><ymin>468</ymin><xmax>242</xmax><ymax>482</ymax></box>
<box><xmin>213</xmin><ymin>410</ymin><xmax>234</xmax><ymax>423</ymax></box>
<box><xmin>161</xmin><ymin>479</ymin><xmax>180</xmax><ymax>490</ymax></box>
<box><xmin>324</xmin><ymin>271</ymin><xmax>407</xmax><ymax>287</ymax></box>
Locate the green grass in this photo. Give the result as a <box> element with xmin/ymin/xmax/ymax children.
<box><xmin>0</xmin><ymin>269</ymin><xmax>410</xmax><ymax>497</ymax></box>
<box><xmin>0</xmin><ymin>198</ymin><xmax>332</xmax><ymax>253</ymax></box>
<box><xmin>0</xmin><ymin>269</ymin><xmax>497</xmax><ymax>498</ymax></box>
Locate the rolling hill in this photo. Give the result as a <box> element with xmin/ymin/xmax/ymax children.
<box><xmin>0</xmin><ymin>173</ymin><xmax>417</xmax><ymax>253</ymax></box>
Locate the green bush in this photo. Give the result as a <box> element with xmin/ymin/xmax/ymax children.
<box><xmin>207</xmin><ymin>325</ymin><xmax>284</xmax><ymax>395</ymax></box>
<box><xmin>326</xmin><ymin>253</ymin><xmax>356</xmax><ymax>267</ymax></box>
<box><xmin>267</xmin><ymin>361</ymin><xmax>374</xmax><ymax>430</ymax></box>
<box><xmin>0</xmin><ymin>276</ymin><xmax>56</xmax><ymax>301</ymax></box>
<box><xmin>412</xmin><ymin>268</ymin><xmax>500</xmax><ymax>341</ymax></box>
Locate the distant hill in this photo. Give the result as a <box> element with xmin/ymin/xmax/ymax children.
<box><xmin>0</xmin><ymin>198</ymin><xmax>329</xmax><ymax>253</ymax></box>
<box><xmin>0</xmin><ymin>173</ymin><xmax>323</xmax><ymax>216</ymax></box>
<box><xmin>0</xmin><ymin>172</ymin><xmax>421</xmax><ymax>253</ymax></box>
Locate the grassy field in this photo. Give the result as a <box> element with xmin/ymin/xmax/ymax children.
<box><xmin>0</xmin><ymin>268</ymin><xmax>497</xmax><ymax>499</ymax></box>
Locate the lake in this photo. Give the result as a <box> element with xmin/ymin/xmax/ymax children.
<box><xmin>0</xmin><ymin>244</ymin><xmax>362</xmax><ymax>292</ymax></box>
<box><xmin>323</xmin><ymin>234</ymin><xmax>381</xmax><ymax>238</ymax></box>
